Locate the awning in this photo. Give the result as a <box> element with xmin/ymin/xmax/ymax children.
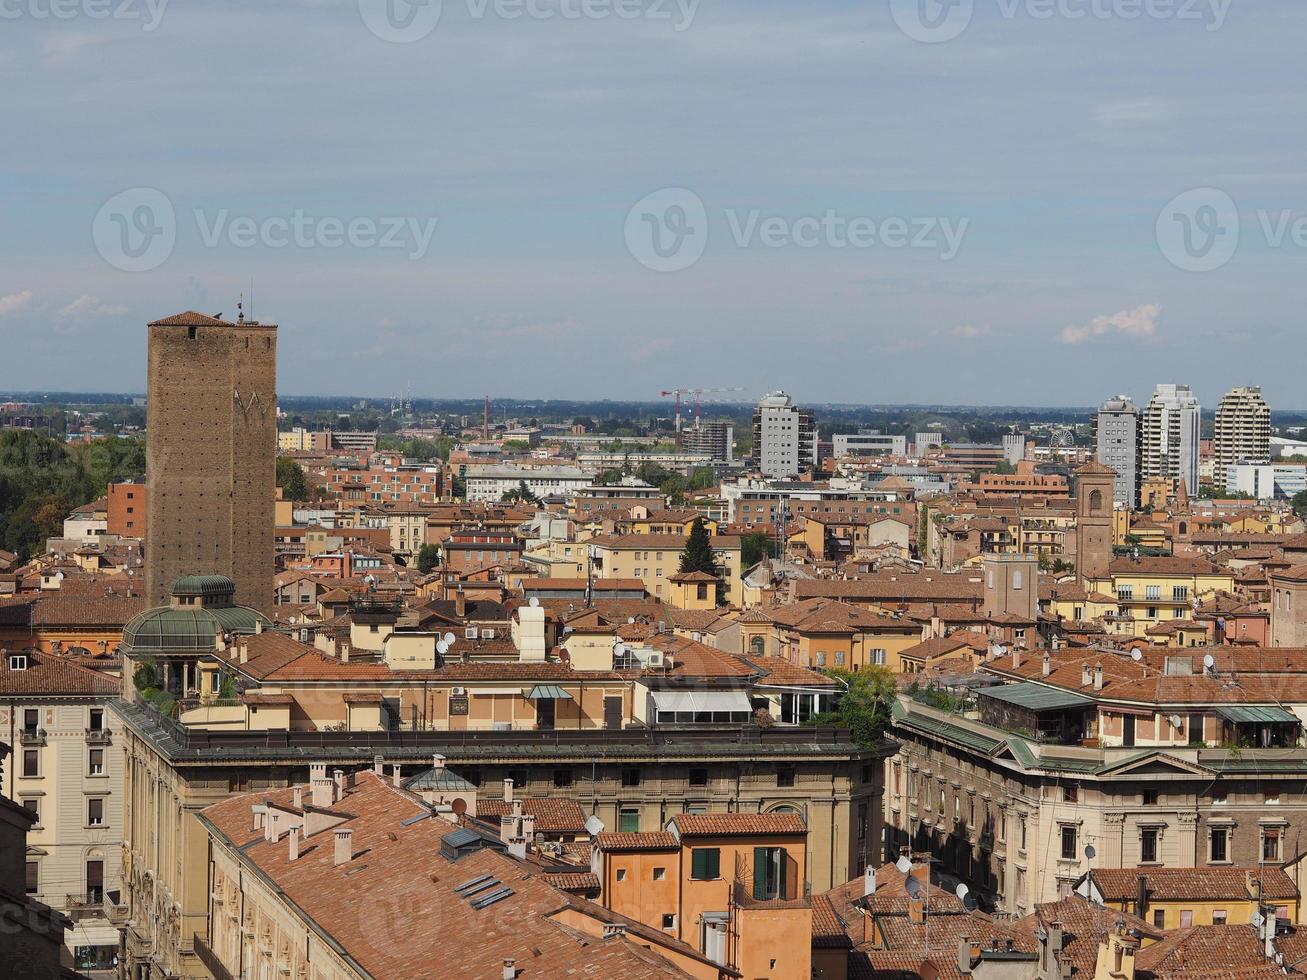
<box><xmin>525</xmin><ymin>685</ymin><xmax>574</xmax><ymax>701</ymax></box>
<box><xmin>67</xmin><ymin>921</ymin><xmax>121</xmax><ymax>948</ymax></box>
<box><xmin>650</xmin><ymin>689</ymin><xmax>753</xmax><ymax>714</ymax></box>
<box><xmin>1217</xmin><ymin>705</ymin><xmax>1299</xmax><ymax>724</ymax></box>
<box><xmin>980</xmin><ymin>682</ymin><xmax>1093</xmax><ymax>712</ymax></box>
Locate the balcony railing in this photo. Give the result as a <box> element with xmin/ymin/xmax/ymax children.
<box><xmin>193</xmin><ymin>933</ymin><xmax>237</xmax><ymax>980</ymax></box>
<box><xmin>19</xmin><ymin>728</ymin><xmax>46</xmax><ymax>745</ymax></box>
<box><xmin>65</xmin><ymin>891</ymin><xmax>105</xmax><ymax>921</ymax></box>
<box><xmin>86</xmin><ymin>728</ymin><xmax>112</xmax><ymax>745</ymax></box>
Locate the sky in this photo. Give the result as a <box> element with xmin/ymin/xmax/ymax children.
<box><xmin>2</xmin><ymin>0</ymin><xmax>1305</xmax><ymax>409</ymax></box>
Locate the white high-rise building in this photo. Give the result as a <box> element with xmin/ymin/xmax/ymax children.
<box><xmin>751</xmin><ymin>391</ymin><xmax>816</xmax><ymax>478</ymax></box>
<box><xmin>1094</xmin><ymin>395</ymin><xmax>1140</xmax><ymax>508</ymax></box>
<box><xmin>1141</xmin><ymin>383</ymin><xmax>1201</xmax><ymax>495</ymax></box>
<box><xmin>1213</xmin><ymin>386</ymin><xmax>1271</xmax><ymax>490</ymax></box>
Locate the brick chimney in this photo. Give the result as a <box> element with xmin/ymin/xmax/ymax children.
<box><xmin>292</xmin><ymin>787</ymin><xmax>303</xmax><ymax>810</ymax></box>
<box><xmin>521</xmin><ymin>813</ymin><xmax>535</xmax><ymax>843</ymax></box>
<box><xmin>503</xmin><ymin>778</ymin><xmax>514</xmax><ymax>803</ymax></box>
<box><xmin>513</xmin><ymin>798</ymin><xmax>524</xmax><ymax>818</ymax></box>
<box><xmin>288</xmin><ymin>826</ymin><xmax>300</xmax><ymax>861</ymax></box>
<box><xmin>392</xmin><ymin>764</ymin><xmax>402</xmax><ymax>788</ymax></box>
<box><xmin>333</xmin><ymin>828</ymin><xmax>354</xmax><ymax>866</ymax></box>
<box><xmin>456</xmin><ymin>588</ymin><xmax>467</xmax><ymax>618</ymax></box>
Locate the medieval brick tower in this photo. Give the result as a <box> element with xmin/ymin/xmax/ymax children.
<box><xmin>1074</xmin><ymin>460</ymin><xmax>1116</xmax><ymax>584</ymax></box>
<box><xmin>145</xmin><ymin>310</ymin><xmax>276</xmax><ymax>613</ymax></box>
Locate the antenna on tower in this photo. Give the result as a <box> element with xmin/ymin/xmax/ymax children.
<box><xmin>237</xmin><ymin>292</ymin><xmax>245</xmax><ymax>323</ymax></box>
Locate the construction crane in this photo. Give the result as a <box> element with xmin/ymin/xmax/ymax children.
<box><xmin>658</xmin><ymin>387</ymin><xmax>745</xmax><ymax>447</ymax></box>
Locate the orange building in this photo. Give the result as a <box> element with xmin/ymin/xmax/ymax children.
<box><xmin>593</xmin><ymin>812</ymin><xmax>812</xmax><ymax>979</ymax></box>
<box><xmin>106</xmin><ymin>480</ymin><xmax>147</xmax><ymax>538</ymax></box>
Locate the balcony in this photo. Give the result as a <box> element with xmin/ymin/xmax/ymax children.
<box><xmin>64</xmin><ymin>891</ymin><xmax>105</xmax><ymax>921</ymax></box>
<box><xmin>86</xmin><ymin>727</ymin><xmax>112</xmax><ymax>745</ymax></box>
<box><xmin>19</xmin><ymin>728</ymin><xmax>46</xmax><ymax>746</ymax></box>
<box><xmin>193</xmin><ymin>933</ymin><xmax>237</xmax><ymax>980</ymax></box>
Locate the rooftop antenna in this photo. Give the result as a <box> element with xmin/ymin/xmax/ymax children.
<box><xmin>237</xmin><ymin>292</ymin><xmax>245</xmax><ymax>324</ymax></box>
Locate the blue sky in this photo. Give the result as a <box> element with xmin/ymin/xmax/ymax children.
<box><xmin>2</xmin><ymin>0</ymin><xmax>1304</xmax><ymax>408</ymax></box>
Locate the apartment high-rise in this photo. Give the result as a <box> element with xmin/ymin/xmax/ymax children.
<box><xmin>145</xmin><ymin>310</ymin><xmax>276</xmax><ymax>614</ymax></box>
<box><xmin>1140</xmin><ymin>383</ymin><xmax>1200</xmax><ymax>497</ymax></box>
<box><xmin>1214</xmin><ymin>385</ymin><xmax>1271</xmax><ymax>490</ymax></box>
<box><xmin>751</xmin><ymin>391</ymin><xmax>816</xmax><ymax>477</ymax></box>
<box><xmin>1094</xmin><ymin>395</ymin><xmax>1141</xmax><ymax>508</ymax></box>
<box><xmin>681</xmin><ymin>418</ymin><xmax>735</xmax><ymax>464</ymax></box>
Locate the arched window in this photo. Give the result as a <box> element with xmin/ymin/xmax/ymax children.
<box><xmin>1089</xmin><ymin>489</ymin><xmax>1103</xmax><ymax>513</ymax></box>
<box><xmin>749</xmin><ymin>636</ymin><xmax>766</xmax><ymax>657</ymax></box>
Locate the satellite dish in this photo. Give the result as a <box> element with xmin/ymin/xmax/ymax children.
<box><xmin>584</xmin><ymin>815</ymin><xmax>605</xmax><ymax>836</ymax></box>
<box><xmin>1131</xmin><ymin>649</ymin><xmax>1143</xmax><ymax>662</ymax></box>
<box><xmin>895</xmin><ymin>855</ymin><xmax>913</xmax><ymax>875</ymax></box>
<box><xmin>1169</xmin><ymin>714</ymin><xmax>1183</xmax><ymax>729</ymax></box>
<box><xmin>955</xmin><ymin>884</ymin><xmax>969</xmax><ymax>900</ymax></box>
<box><xmin>1084</xmin><ymin>844</ymin><xmax>1096</xmax><ymax>860</ymax></box>
<box><xmin>904</xmin><ymin>877</ymin><xmax>922</xmax><ymax>899</ymax></box>
<box><xmin>562</xmin><ymin>626</ymin><xmax>573</xmax><ymax>634</ymax></box>
<box><xmin>443</xmin><ymin>632</ymin><xmax>456</xmax><ymax>646</ymax></box>
<box><xmin>437</xmin><ymin>641</ymin><xmax>448</xmax><ymax>655</ymax></box>
<box><xmin>627</xmin><ymin>617</ymin><xmax>636</xmax><ymax>625</ymax></box>
<box><xmin>1203</xmin><ymin>654</ymin><xmax>1216</xmax><ymax>670</ymax></box>
<box><xmin>529</xmin><ymin>597</ymin><xmax>540</xmax><ymax>608</ymax></box>
<box><xmin>614</xmin><ymin>644</ymin><xmax>628</xmax><ymax>657</ymax></box>
<box><xmin>1251</xmin><ymin>910</ymin><xmax>1264</xmax><ymax>928</ymax></box>
<box><xmin>451</xmin><ymin>798</ymin><xmax>467</xmax><ymax>816</ymax></box>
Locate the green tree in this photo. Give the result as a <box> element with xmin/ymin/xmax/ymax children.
<box><xmin>415</xmin><ymin>543</ymin><xmax>441</xmax><ymax>574</ymax></box>
<box><xmin>276</xmin><ymin>456</ymin><xmax>309</xmax><ymax>501</ymax></box>
<box><xmin>804</xmin><ymin>667</ymin><xmax>896</xmax><ymax>747</ymax></box>
<box><xmin>741</xmin><ymin>531</ymin><xmax>776</xmax><ymax>568</ymax></box>
<box><xmin>1294</xmin><ymin>488</ymin><xmax>1307</xmax><ymax>517</ymax></box>
<box><xmin>500</xmin><ymin>480</ymin><xmax>540</xmax><ymax>505</ymax></box>
<box><xmin>679</xmin><ymin>517</ymin><xmax>720</xmax><ymax>576</ymax></box>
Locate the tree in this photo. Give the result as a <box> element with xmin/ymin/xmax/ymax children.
<box><xmin>276</xmin><ymin>456</ymin><xmax>309</xmax><ymax>501</ymax></box>
<box><xmin>500</xmin><ymin>480</ymin><xmax>540</xmax><ymax>505</ymax></box>
<box><xmin>1294</xmin><ymin>489</ymin><xmax>1307</xmax><ymax>517</ymax></box>
<box><xmin>804</xmin><ymin>667</ymin><xmax>897</xmax><ymax>747</ymax></box>
<box><xmin>679</xmin><ymin>517</ymin><xmax>720</xmax><ymax>576</ymax></box>
<box><xmin>741</xmin><ymin>531</ymin><xmax>776</xmax><ymax>568</ymax></box>
<box><xmin>415</xmin><ymin>543</ymin><xmax>441</xmax><ymax>574</ymax></box>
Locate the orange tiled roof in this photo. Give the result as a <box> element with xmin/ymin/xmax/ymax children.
<box><xmin>669</xmin><ymin>813</ymin><xmax>806</xmax><ymax>837</ymax></box>
<box><xmin>1090</xmin><ymin>866</ymin><xmax>1296</xmax><ymax>902</ymax></box>
<box><xmin>594</xmin><ymin>831</ymin><xmax>678</xmax><ymax>852</ymax></box>
<box><xmin>476</xmin><ymin>798</ymin><xmax>587</xmax><ymax>834</ymax></box>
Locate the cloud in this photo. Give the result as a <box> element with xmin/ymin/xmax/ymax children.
<box><xmin>58</xmin><ymin>295</ymin><xmax>128</xmax><ymax>318</ymax></box>
<box><xmin>1060</xmin><ymin>304</ymin><xmax>1160</xmax><ymax>346</ymax></box>
<box><xmin>950</xmin><ymin>324</ymin><xmax>989</xmax><ymax>339</ymax></box>
<box><xmin>0</xmin><ymin>290</ymin><xmax>32</xmax><ymax>317</ymax></box>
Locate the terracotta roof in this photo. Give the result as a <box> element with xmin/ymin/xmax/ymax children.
<box><xmin>811</xmin><ymin>893</ymin><xmax>853</xmax><ymax>948</ymax></box>
<box><xmin>0</xmin><ymin>591</ymin><xmax>145</xmax><ymax>627</ymax></box>
<box><xmin>1107</xmin><ymin>555</ymin><xmax>1227</xmax><ymax>576</ymax></box>
<box><xmin>594</xmin><ymin>831</ymin><xmax>678</xmax><ymax>852</ymax></box>
<box><xmin>1136</xmin><ymin>925</ymin><xmax>1284</xmax><ymax>978</ymax></box>
<box><xmin>0</xmin><ymin>649</ymin><xmax>118</xmax><ymax>696</ymax></box>
<box><xmin>476</xmin><ymin>798</ymin><xmax>587</xmax><ymax>834</ymax></box>
<box><xmin>1090</xmin><ymin>867</ymin><xmax>1297</xmax><ymax>902</ymax></box>
<box><xmin>542</xmin><ymin>872</ymin><xmax>600</xmax><ymax>893</ymax></box>
<box><xmin>751</xmin><ymin>596</ymin><xmax>917</xmax><ymax>633</ymax></box>
<box><xmin>199</xmin><ymin>771</ymin><xmax>690</xmax><ymax>979</ymax></box>
<box><xmin>743</xmin><ymin>655</ymin><xmax>839</xmax><ymax>687</ymax></box>
<box><xmin>899</xmin><ymin>632</ymin><xmax>990</xmax><ymax>662</ymax></box>
<box><xmin>149</xmin><ymin>310</ymin><xmax>235</xmax><ymax>327</ymax></box>
<box><xmin>1010</xmin><ymin>896</ymin><xmax>1159</xmax><ymax>977</ymax></box>
<box><xmin>233</xmin><ymin>632</ymin><xmax>391</xmax><ymax>682</ymax></box>
<box><xmin>669</xmin><ymin>813</ymin><xmax>806</xmax><ymax>837</ymax></box>
<box><xmin>795</xmin><ymin>574</ymin><xmax>983</xmax><ymax>603</ymax></box>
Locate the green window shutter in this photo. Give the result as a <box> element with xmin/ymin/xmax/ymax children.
<box><xmin>778</xmin><ymin>847</ymin><xmax>788</xmax><ymax>899</ymax></box>
<box><xmin>691</xmin><ymin>849</ymin><xmax>705</xmax><ymax>879</ymax></box>
<box><xmin>753</xmin><ymin>848</ymin><xmax>768</xmax><ymax>900</ymax></box>
<box><xmin>707</xmin><ymin>848</ymin><xmax>719</xmax><ymax>879</ymax></box>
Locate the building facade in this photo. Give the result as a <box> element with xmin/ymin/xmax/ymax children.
<box><xmin>1213</xmin><ymin>386</ymin><xmax>1272</xmax><ymax>490</ymax></box>
<box><xmin>1095</xmin><ymin>395</ymin><xmax>1140</xmax><ymax>508</ymax></box>
<box><xmin>1140</xmin><ymin>383</ymin><xmax>1201</xmax><ymax>496</ymax></box>
<box><xmin>752</xmin><ymin>392</ymin><xmax>816</xmax><ymax>478</ymax></box>
<box><xmin>145</xmin><ymin>311</ymin><xmax>277</xmax><ymax>613</ymax></box>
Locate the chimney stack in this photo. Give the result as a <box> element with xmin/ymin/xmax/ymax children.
<box><xmin>863</xmin><ymin>865</ymin><xmax>877</xmax><ymax>898</ymax></box>
<box><xmin>1082</xmin><ymin>664</ymin><xmax>1093</xmax><ymax>687</ymax></box>
<box><xmin>513</xmin><ymin>798</ymin><xmax>524</xmax><ymax>818</ymax></box>
<box><xmin>292</xmin><ymin>787</ymin><xmax>303</xmax><ymax>810</ymax></box>
<box><xmin>1093</xmin><ymin>664</ymin><xmax>1104</xmax><ymax>691</ymax></box>
<box><xmin>1043</xmin><ymin>652</ymin><xmax>1051</xmax><ymax>677</ymax></box>
<box><xmin>333</xmin><ymin>828</ymin><xmax>354</xmax><ymax>866</ymax></box>
<box><xmin>502</xmin><ymin>959</ymin><xmax>516</xmax><ymax>980</ymax></box>
<box><xmin>333</xmin><ymin>769</ymin><xmax>346</xmax><ymax>802</ymax></box>
<box><xmin>311</xmin><ymin>778</ymin><xmax>333</xmax><ymax>810</ymax></box>
<box><xmin>373</xmin><ymin>755</ymin><xmax>384</xmax><ymax>776</ymax></box>
<box><xmin>503</xmin><ymin>778</ymin><xmax>514</xmax><ymax>803</ymax></box>
<box><xmin>433</xmin><ymin>753</ymin><xmax>446</xmax><ymax>773</ymax></box>
<box><xmin>288</xmin><ymin>826</ymin><xmax>300</xmax><ymax>861</ymax></box>
<box><xmin>392</xmin><ymin>764</ymin><xmax>402</xmax><ymax>788</ymax></box>
<box><xmin>456</xmin><ymin>588</ymin><xmax>467</xmax><ymax>618</ymax></box>
<box><xmin>521</xmin><ymin>813</ymin><xmax>535</xmax><ymax>843</ymax></box>
<box><xmin>1012</xmin><ymin>647</ymin><xmax>1021</xmax><ymax>669</ymax></box>
<box><xmin>1135</xmin><ymin>875</ymin><xmax>1148</xmax><ymax>919</ymax></box>
<box><xmin>957</xmin><ymin>938</ymin><xmax>972</xmax><ymax>976</ymax></box>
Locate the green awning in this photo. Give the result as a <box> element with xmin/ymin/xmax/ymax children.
<box><xmin>980</xmin><ymin>682</ymin><xmax>1093</xmax><ymax>712</ymax></box>
<box><xmin>525</xmin><ymin>685</ymin><xmax>574</xmax><ymax>701</ymax></box>
<box><xmin>1216</xmin><ymin>705</ymin><xmax>1299</xmax><ymax>725</ymax></box>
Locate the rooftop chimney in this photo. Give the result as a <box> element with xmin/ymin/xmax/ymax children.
<box><xmin>521</xmin><ymin>813</ymin><xmax>536</xmax><ymax>843</ymax></box>
<box><xmin>1012</xmin><ymin>647</ymin><xmax>1021</xmax><ymax>669</ymax></box>
<box><xmin>513</xmin><ymin>798</ymin><xmax>524</xmax><ymax>818</ymax></box>
<box><xmin>1042</xmin><ymin>652</ymin><xmax>1051</xmax><ymax>677</ymax></box>
<box><xmin>1135</xmin><ymin>875</ymin><xmax>1148</xmax><ymax>919</ymax></box>
<box><xmin>503</xmin><ymin>960</ymin><xmax>516</xmax><ymax>980</ymax></box>
<box><xmin>288</xmin><ymin>826</ymin><xmax>300</xmax><ymax>861</ymax></box>
<box><xmin>1093</xmin><ymin>664</ymin><xmax>1104</xmax><ymax>691</ymax></box>
<box><xmin>957</xmin><ymin>937</ymin><xmax>973</xmax><ymax>976</ymax></box>
<box><xmin>433</xmin><ymin>753</ymin><xmax>446</xmax><ymax>773</ymax></box>
<box><xmin>1082</xmin><ymin>664</ymin><xmax>1093</xmax><ymax>687</ymax></box>
<box><xmin>292</xmin><ymin>787</ymin><xmax>303</xmax><ymax>810</ymax></box>
<box><xmin>333</xmin><ymin>828</ymin><xmax>354</xmax><ymax>866</ymax></box>
<box><xmin>373</xmin><ymin>755</ymin><xmax>384</xmax><ymax>776</ymax></box>
<box><xmin>333</xmin><ymin>769</ymin><xmax>346</xmax><ymax>802</ymax></box>
<box><xmin>456</xmin><ymin>588</ymin><xmax>466</xmax><ymax>618</ymax></box>
<box><xmin>311</xmin><ymin>778</ymin><xmax>334</xmax><ymax>810</ymax></box>
<box><xmin>863</xmin><ymin>865</ymin><xmax>877</xmax><ymax>898</ymax></box>
<box><xmin>392</xmin><ymin>764</ymin><xmax>402</xmax><ymax>788</ymax></box>
<box><xmin>503</xmin><ymin>778</ymin><xmax>514</xmax><ymax>804</ymax></box>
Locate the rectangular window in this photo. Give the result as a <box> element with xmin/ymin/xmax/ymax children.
<box><xmin>1263</xmin><ymin>829</ymin><xmax>1281</xmax><ymax>862</ymax></box>
<box><xmin>689</xmin><ymin>768</ymin><xmax>708</xmax><ymax>787</ymax></box>
<box><xmin>691</xmin><ymin>848</ymin><xmax>721</xmax><ymax>880</ymax></box>
<box><xmin>1142</xmin><ymin>789</ymin><xmax>1159</xmax><ymax>806</ymax></box>
<box><xmin>753</xmin><ymin>847</ymin><xmax>787</xmax><ymax>900</ymax></box>
<box><xmin>777</xmin><ymin>767</ymin><xmax>795</xmax><ymax>788</ymax></box>
<box><xmin>23</xmin><ymin>708</ymin><xmax>37</xmax><ymax>733</ymax></box>
<box><xmin>21</xmin><ymin>750</ymin><xmax>37</xmax><ymax>778</ymax></box>
<box><xmin>1141</xmin><ymin>829</ymin><xmax>1158</xmax><ymax>863</ymax></box>
<box><xmin>1060</xmin><ymin>825</ymin><xmax>1077</xmax><ymax>861</ymax></box>
<box><xmin>89</xmin><ymin>749</ymin><xmax>104</xmax><ymax>776</ymax></box>
<box><xmin>1063</xmin><ymin>784</ymin><xmax>1078</xmax><ymax>803</ymax></box>
<box><xmin>621</xmin><ymin>768</ymin><xmax>641</xmax><ymax>788</ymax></box>
<box><xmin>87</xmin><ymin>798</ymin><xmax>104</xmax><ymax>827</ymax></box>
<box><xmin>619</xmin><ymin>808</ymin><xmax>639</xmax><ymax>833</ymax></box>
<box><xmin>1210</xmin><ymin>827</ymin><xmax>1229</xmax><ymax>863</ymax></box>
<box><xmin>653</xmin><ymin>867</ymin><xmax>666</xmax><ymax>881</ymax></box>
<box><xmin>552</xmin><ymin>769</ymin><xmax>573</xmax><ymax>788</ymax></box>
<box><xmin>1153</xmin><ymin>909</ymin><xmax>1165</xmax><ymax>929</ymax></box>
<box><xmin>1212</xmin><ymin>910</ymin><xmax>1227</xmax><ymax>925</ymax></box>
<box><xmin>661</xmin><ymin>913</ymin><xmax>676</xmax><ymax>929</ymax></box>
<box><xmin>21</xmin><ymin>798</ymin><xmax>38</xmax><ymax>824</ymax></box>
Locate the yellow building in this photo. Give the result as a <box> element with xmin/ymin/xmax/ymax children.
<box><xmin>587</xmin><ymin>533</ymin><xmax>744</xmax><ymax>606</ymax></box>
<box><xmin>738</xmin><ymin>597</ymin><xmax>921</xmax><ymax>672</ymax></box>
<box><xmin>1084</xmin><ymin>555</ymin><xmax>1234</xmax><ymax>637</ymax></box>
<box><xmin>1084</xmin><ymin>867</ymin><xmax>1300</xmax><ymax>930</ymax></box>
